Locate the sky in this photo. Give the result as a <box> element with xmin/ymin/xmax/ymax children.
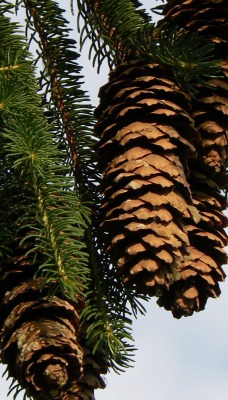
<box><xmin>1</xmin><ymin>1</ymin><xmax>228</xmax><ymax>400</ymax></box>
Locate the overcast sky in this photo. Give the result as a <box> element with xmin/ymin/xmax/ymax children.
<box><xmin>1</xmin><ymin>2</ymin><xmax>228</xmax><ymax>400</ymax></box>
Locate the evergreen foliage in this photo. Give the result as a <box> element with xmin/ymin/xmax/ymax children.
<box><xmin>76</xmin><ymin>0</ymin><xmax>150</xmax><ymax>68</ymax></box>
<box><xmin>0</xmin><ymin>13</ymin><xmax>90</xmax><ymax>300</ymax></box>
<box><xmin>0</xmin><ymin>1</ymin><xmax>136</xmax><ymax>383</ymax></box>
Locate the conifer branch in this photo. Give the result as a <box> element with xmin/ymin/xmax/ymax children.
<box><xmin>0</xmin><ymin>13</ymin><xmax>91</xmax><ymax>301</ymax></box>
<box><xmin>76</xmin><ymin>0</ymin><xmax>150</xmax><ymax>68</ymax></box>
<box><xmin>130</xmin><ymin>23</ymin><xmax>222</xmax><ymax>95</ymax></box>
<box><xmin>6</xmin><ymin>1</ymin><xmax>139</xmax><ymax>371</ymax></box>
<box><xmin>23</xmin><ymin>0</ymin><xmax>100</xmax><ymax>200</ymax></box>
<box><xmin>24</xmin><ymin>0</ymin><xmax>80</xmax><ymax>168</ymax></box>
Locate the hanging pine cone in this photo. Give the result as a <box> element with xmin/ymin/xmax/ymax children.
<box><xmin>190</xmin><ymin>73</ymin><xmax>228</xmax><ymax>179</ymax></box>
<box><xmin>95</xmin><ymin>61</ymin><xmax>200</xmax><ymax>297</ymax></box>
<box><xmin>0</xmin><ymin>280</ymin><xmax>107</xmax><ymax>400</ymax></box>
<box><xmin>160</xmin><ymin>0</ymin><xmax>228</xmax><ymax>180</ymax></box>
<box><xmin>156</xmin><ymin>0</ymin><xmax>228</xmax><ymax>317</ymax></box>
<box><xmin>0</xmin><ymin>234</ymin><xmax>107</xmax><ymax>400</ymax></box>
<box><xmin>0</xmin><ymin>279</ymin><xmax>83</xmax><ymax>400</ymax></box>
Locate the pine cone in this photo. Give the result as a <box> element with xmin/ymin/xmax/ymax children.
<box><xmin>160</xmin><ymin>0</ymin><xmax>228</xmax><ymax>179</ymax></box>
<box><xmin>0</xmin><ymin>279</ymin><xmax>84</xmax><ymax>400</ymax></box>
<box><xmin>95</xmin><ymin>61</ymin><xmax>199</xmax><ymax>297</ymax></box>
<box><xmin>156</xmin><ymin>0</ymin><xmax>228</xmax><ymax>317</ymax></box>
<box><xmin>0</xmin><ymin>278</ymin><xmax>107</xmax><ymax>400</ymax></box>
<box><xmin>0</xmin><ymin>236</ymin><xmax>107</xmax><ymax>400</ymax></box>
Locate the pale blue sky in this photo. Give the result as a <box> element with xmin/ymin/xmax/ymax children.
<box><xmin>1</xmin><ymin>2</ymin><xmax>228</xmax><ymax>400</ymax></box>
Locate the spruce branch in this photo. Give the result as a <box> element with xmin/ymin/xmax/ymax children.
<box><xmin>24</xmin><ymin>0</ymin><xmax>81</xmax><ymax>169</ymax></box>
<box><xmin>1</xmin><ymin>3</ymin><xmax>139</xmax><ymax>372</ymax></box>
<box><xmin>22</xmin><ymin>0</ymin><xmax>142</xmax><ymax>371</ymax></box>
<box><xmin>0</xmin><ymin>13</ymin><xmax>91</xmax><ymax>302</ymax></box>
<box><xmin>131</xmin><ymin>23</ymin><xmax>222</xmax><ymax>95</ymax></box>
<box><xmin>23</xmin><ymin>0</ymin><xmax>101</xmax><ymax>205</ymax></box>
<box><xmin>76</xmin><ymin>0</ymin><xmax>151</xmax><ymax>69</ymax></box>
<box><xmin>2</xmin><ymin>102</ymin><xmax>91</xmax><ymax>303</ymax></box>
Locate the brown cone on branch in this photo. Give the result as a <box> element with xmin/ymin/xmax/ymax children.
<box><xmin>160</xmin><ymin>0</ymin><xmax>228</xmax><ymax>180</ymax></box>
<box><xmin>95</xmin><ymin>61</ymin><xmax>200</xmax><ymax>297</ymax></box>
<box><xmin>0</xmin><ymin>236</ymin><xmax>107</xmax><ymax>400</ymax></box>
<box><xmin>156</xmin><ymin>0</ymin><xmax>228</xmax><ymax>317</ymax></box>
<box><xmin>0</xmin><ymin>278</ymin><xmax>83</xmax><ymax>400</ymax></box>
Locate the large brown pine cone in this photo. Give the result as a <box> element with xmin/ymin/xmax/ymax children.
<box><xmin>95</xmin><ymin>61</ymin><xmax>199</xmax><ymax>297</ymax></box>
<box><xmin>156</xmin><ymin>0</ymin><xmax>228</xmax><ymax>317</ymax></box>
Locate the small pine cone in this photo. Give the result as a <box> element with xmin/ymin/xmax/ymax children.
<box><xmin>95</xmin><ymin>61</ymin><xmax>199</xmax><ymax>296</ymax></box>
<box><xmin>0</xmin><ymin>279</ymin><xmax>85</xmax><ymax>400</ymax></box>
<box><xmin>157</xmin><ymin>175</ymin><xmax>228</xmax><ymax>317</ymax></box>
